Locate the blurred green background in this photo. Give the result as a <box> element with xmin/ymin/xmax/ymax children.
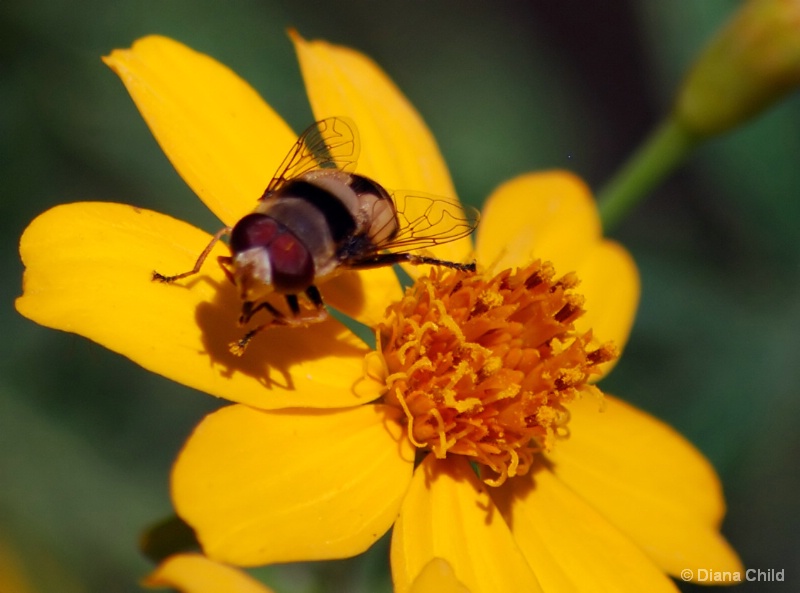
<box><xmin>2</xmin><ymin>0</ymin><xmax>798</xmax><ymax>591</ymax></box>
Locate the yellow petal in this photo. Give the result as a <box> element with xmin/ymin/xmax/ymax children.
<box><xmin>172</xmin><ymin>404</ymin><xmax>414</xmax><ymax>566</ymax></box>
<box><xmin>409</xmin><ymin>558</ymin><xmax>471</xmax><ymax>593</ymax></box>
<box><xmin>494</xmin><ymin>469</ymin><xmax>679</xmax><ymax>593</ymax></box>
<box><xmin>391</xmin><ymin>456</ymin><xmax>542</xmax><ymax>593</ymax></box>
<box><xmin>292</xmin><ymin>31</ymin><xmax>473</xmax><ymax>265</ymax></box>
<box><xmin>16</xmin><ymin>203</ymin><xmax>381</xmax><ymax>409</ymax></box>
<box><xmin>475</xmin><ymin>171</ymin><xmax>600</xmax><ymax>274</ymax></box>
<box><xmin>546</xmin><ymin>395</ymin><xmax>743</xmax><ymax>579</ymax></box>
<box><xmin>103</xmin><ymin>35</ymin><xmax>295</xmax><ymax>226</ymax></box>
<box><xmin>573</xmin><ymin>239</ymin><xmax>639</xmax><ymax>350</ymax></box>
<box><xmin>145</xmin><ymin>553</ymin><xmax>273</xmax><ymax>593</ymax></box>
<box><xmin>573</xmin><ymin>239</ymin><xmax>640</xmax><ymax>377</ymax></box>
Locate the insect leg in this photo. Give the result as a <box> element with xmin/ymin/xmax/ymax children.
<box><xmin>287</xmin><ymin>291</ymin><xmax>327</xmax><ymax>323</ymax></box>
<box><xmin>239</xmin><ymin>300</ymin><xmax>287</xmax><ymax>325</ymax></box>
<box><xmin>299</xmin><ymin>285</ymin><xmax>328</xmax><ymax>324</ymax></box>
<box><xmin>229</xmin><ymin>301</ymin><xmax>290</xmax><ymax>355</ymax></box>
<box><xmin>305</xmin><ymin>285</ymin><xmax>325</xmax><ymax>308</ymax></box>
<box><xmin>347</xmin><ymin>253</ymin><xmax>476</xmax><ymax>272</ymax></box>
<box><xmin>217</xmin><ymin>255</ymin><xmax>235</xmax><ymax>284</ymax></box>
<box><xmin>285</xmin><ymin>294</ymin><xmax>301</xmax><ymax>316</ymax></box>
<box><xmin>229</xmin><ymin>321</ymin><xmax>283</xmax><ymax>356</ymax></box>
<box><xmin>230</xmin><ymin>290</ymin><xmax>328</xmax><ymax>356</ymax></box>
<box><xmin>239</xmin><ymin>291</ymin><xmax>326</xmax><ymax>326</ymax></box>
<box><xmin>153</xmin><ymin>226</ymin><xmax>232</xmax><ymax>283</ymax></box>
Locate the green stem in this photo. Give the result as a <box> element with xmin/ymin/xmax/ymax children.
<box><xmin>597</xmin><ymin>117</ymin><xmax>701</xmax><ymax>231</ymax></box>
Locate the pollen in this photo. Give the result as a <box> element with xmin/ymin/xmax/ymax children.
<box><xmin>375</xmin><ymin>261</ymin><xmax>617</xmax><ymax>486</ymax></box>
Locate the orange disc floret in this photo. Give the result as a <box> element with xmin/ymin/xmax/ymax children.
<box><xmin>376</xmin><ymin>261</ymin><xmax>617</xmax><ymax>485</ymax></box>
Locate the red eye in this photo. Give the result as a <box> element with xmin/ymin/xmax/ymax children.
<box><xmin>267</xmin><ymin>232</ymin><xmax>314</xmax><ymax>293</ymax></box>
<box><xmin>230</xmin><ymin>214</ymin><xmax>278</xmax><ymax>253</ymax></box>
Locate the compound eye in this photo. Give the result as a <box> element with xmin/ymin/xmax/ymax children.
<box><xmin>230</xmin><ymin>214</ymin><xmax>278</xmax><ymax>253</ymax></box>
<box><xmin>268</xmin><ymin>232</ymin><xmax>314</xmax><ymax>293</ymax></box>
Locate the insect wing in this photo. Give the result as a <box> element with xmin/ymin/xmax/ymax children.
<box><xmin>261</xmin><ymin>117</ymin><xmax>360</xmax><ymax>200</ymax></box>
<box><xmin>381</xmin><ymin>192</ymin><xmax>480</xmax><ymax>253</ymax></box>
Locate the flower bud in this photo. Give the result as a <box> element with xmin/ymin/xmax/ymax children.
<box><xmin>675</xmin><ymin>0</ymin><xmax>800</xmax><ymax>137</ymax></box>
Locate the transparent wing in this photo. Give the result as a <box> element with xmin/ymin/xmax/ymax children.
<box><xmin>380</xmin><ymin>192</ymin><xmax>480</xmax><ymax>253</ymax></box>
<box><xmin>261</xmin><ymin>117</ymin><xmax>360</xmax><ymax>200</ymax></box>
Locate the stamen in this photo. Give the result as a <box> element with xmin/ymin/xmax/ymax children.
<box><xmin>376</xmin><ymin>260</ymin><xmax>617</xmax><ymax>485</ymax></box>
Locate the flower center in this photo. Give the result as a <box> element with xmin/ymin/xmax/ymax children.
<box><xmin>374</xmin><ymin>261</ymin><xmax>617</xmax><ymax>486</ymax></box>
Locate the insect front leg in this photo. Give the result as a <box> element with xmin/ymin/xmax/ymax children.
<box><xmin>239</xmin><ymin>299</ymin><xmax>288</xmax><ymax>325</ymax></box>
<box><xmin>238</xmin><ymin>288</ymin><xmax>328</xmax><ymax>328</ymax></box>
<box><xmin>229</xmin><ymin>287</ymin><xmax>329</xmax><ymax>356</ymax></box>
<box><xmin>229</xmin><ymin>302</ymin><xmax>289</xmax><ymax>356</ymax></box>
<box><xmin>217</xmin><ymin>255</ymin><xmax>235</xmax><ymax>284</ymax></box>
<box><xmin>152</xmin><ymin>226</ymin><xmax>232</xmax><ymax>283</ymax></box>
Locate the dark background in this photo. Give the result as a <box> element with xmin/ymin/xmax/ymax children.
<box><xmin>2</xmin><ymin>1</ymin><xmax>798</xmax><ymax>591</ymax></box>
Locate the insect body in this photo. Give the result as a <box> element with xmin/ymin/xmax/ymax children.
<box><xmin>154</xmin><ymin>117</ymin><xmax>479</xmax><ymax>353</ymax></box>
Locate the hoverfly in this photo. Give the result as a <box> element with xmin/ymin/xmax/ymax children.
<box><xmin>153</xmin><ymin>117</ymin><xmax>479</xmax><ymax>353</ymax></box>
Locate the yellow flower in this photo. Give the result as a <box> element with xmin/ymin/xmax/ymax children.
<box><xmin>16</xmin><ymin>35</ymin><xmax>743</xmax><ymax>592</ymax></box>
<box><xmin>146</xmin><ymin>554</ymin><xmax>469</xmax><ymax>593</ymax></box>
